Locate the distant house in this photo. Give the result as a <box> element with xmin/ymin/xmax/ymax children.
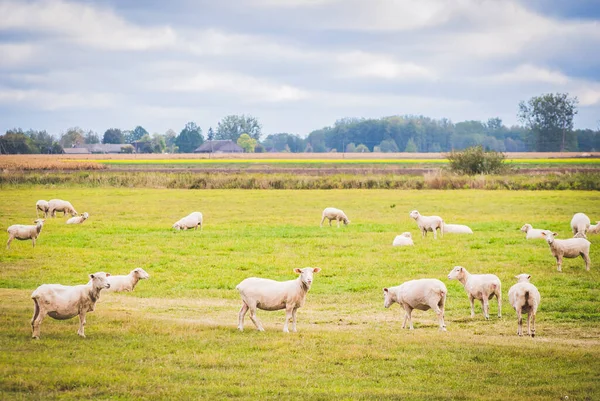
<box><xmin>194</xmin><ymin>140</ymin><xmax>244</xmax><ymax>153</ymax></box>
<box><xmin>63</xmin><ymin>147</ymin><xmax>90</xmax><ymax>155</ymax></box>
<box><xmin>65</xmin><ymin>144</ymin><xmax>130</xmax><ymax>154</ymax></box>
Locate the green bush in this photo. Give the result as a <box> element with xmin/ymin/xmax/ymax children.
<box><xmin>446</xmin><ymin>146</ymin><xmax>507</xmax><ymax>175</ymax></box>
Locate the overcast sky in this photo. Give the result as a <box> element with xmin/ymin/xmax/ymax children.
<box><xmin>1</xmin><ymin>0</ymin><xmax>599</xmax><ymax>138</ymax></box>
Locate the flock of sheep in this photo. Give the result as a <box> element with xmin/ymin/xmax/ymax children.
<box><xmin>5</xmin><ymin>200</ymin><xmax>598</xmax><ymax>339</ymax></box>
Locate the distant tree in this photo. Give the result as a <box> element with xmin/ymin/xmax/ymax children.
<box><xmin>304</xmin><ymin>143</ymin><xmax>313</xmax><ymax>153</ymax></box>
<box><xmin>84</xmin><ymin>130</ymin><xmax>100</xmax><ymax>144</ymax></box>
<box><xmin>151</xmin><ymin>133</ymin><xmax>166</xmax><ymax>153</ymax></box>
<box><xmin>446</xmin><ymin>146</ymin><xmax>506</xmax><ymax>175</ymax></box>
<box><xmin>355</xmin><ymin>144</ymin><xmax>369</xmax><ymax>153</ymax></box>
<box><xmin>207</xmin><ymin>127</ymin><xmax>215</xmax><ymax>141</ymax></box>
<box><xmin>135</xmin><ymin>134</ymin><xmax>153</xmax><ymax>153</ymax></box>
<box><xmin>216</xmin><ymin>115</ymin><xmax>262</xmax><ymax>141</ymax></box>
<box><xmin>124</xmin><ymin>126</ymin><xmax>149</xmax><ymax>143</ymax></box>
<box><xmin>237</xmin><ymin>133</ymin><xmax>257</xmax><ymax>153</ymax></box>
<box><xmin>0</xmin><ymin>129</ymin><xmax>31</xmax><ymax>154</ymax></box>
<box><xmin>404</xmin><ymin>138</ymin><xmax>418</xmax><ymax>152</ymax></box>
<box><xmin>59</xmin><ymin>127</ymin><xmax>85</xmax><ymax>148</ymax></box>
<box><xmin>120</xmin><ymin>144</ymin><xmax>135</xmax><ymax>153</ymax></box>
<box><xmin>345</xmin><ymin>142</ymin><xmax>356</xmax><ymax>153</ymax></box>
<box><xmin>176</xmin><ymin>122</ymin><xmax>203</xmax><ymax>153</ymax></box>
<box><xmin>486</xmin><ymin>117</ymin><xmax>503</xmax><ymax>131</ymax></box>
<box><xmin>164</xmin><ymin>129</ymin><xmax>178</xmax><ymax>153</ymax></box>
<box><xmin>103</xmin><ymin>128</ymin><xmax>124</xmax><ymax>144</ymax></box>
<box><xmin>26</xmin><ymin>129</ymin><xmax>58</xmax><ymax>153</ymax></box>
<box><xmin>254</xmin><ymin>143</ymin><xmax>265</xmax><ymax>153</ymax></box>
<box><xmin>379</xmin><ymin>139</ymin><xmax>399</xmax><ymax>152</ymax></box>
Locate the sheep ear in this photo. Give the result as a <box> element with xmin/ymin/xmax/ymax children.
<box><xmin>294</xmin><ymin>268</ymin><xmax>302</xmax><ymax>274</ymax></box>
<box><xmin>89</xmin><ymin>274</ymin><xmax>95</xmax><ymax>279</ymax></box>
<box><xmin>553</xmin><ymin>232</ymin><xmax>558</xmax><ymax>237</ymax></box>
<box><xmin>514</xmin><ymin>275</ymin><xmax>519</xmax><ymax>279</ymax></box>
<box><xmin>106</xmin><ymin>273</ymin><xmax>111</xmax><ymax>277</ymax></box>
<box><xmin>383</xmin><ymin>288</ymin><xmax>389</xmax><ymax>293</ymax></box>
<box><xmin>527</xmin><ymin>275</ymin><xmax>531</xmax><ymax>280</ymax></box>
<box><xmin>458</xmin><ymin>267</ymin><xmax>463</xmax><ymax>272</ymax></box>
<box><xmin>540</xmin><ymin>232</ymin><xmax>546</xmax><ymax>237</ymax></box>
<box><xmin>312</xmin><ymin>267</ymin><xmax>321</xmax><ymax>273</ymax></box>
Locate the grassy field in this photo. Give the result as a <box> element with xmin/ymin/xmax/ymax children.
<box><xmin>1</xmin><ymin>188</ymin><xmax>599</xmax><ymax>400</ymax></box>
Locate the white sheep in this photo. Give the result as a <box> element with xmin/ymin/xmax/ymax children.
<box><xmin>172</xmin><ymin>212</ymin><xmax>203</xmax><ymax>230</ymax></box>
<box><xmin>392</xmin><ymin>232</ymin><xmax>414</xmax><ymax>246</ymax></box>
<box><xmin>570</xmin><ymin>212</ymin><xmax>590</xmax><ymax>238</ymax></box>
<box><xmin>447</xmin><ymin>266</ymin><xmax>501</xmax><ymax>319</ymax></box>
<box><xmin>6</xmin><ymin>219</ymin><xmax>45</xmax><ymax>249</ymax></box>
<box><xmin>443</xmin><ymin>223</ymin><xmax>473</xmax><ymax>234</ymax></box>
<box><xmin>508</xmin><ymin>274</ymin><xmax>541</xmax><ymax>337</ymax></box>
<box><xmin>409</xmin><ymin>210</ymin><xmax>444</xmax><ymax>239</ymax></box>
<box><xmin>31</xmin><ymin>272</ymin><xmax>111</xmax><ymax>339</ymax></box>
<box><xmin>66</xmin><ymin>212</ymin><xmax>89</xmax><ymax>225</ymax></box>
<box><xmin>383</xmin><ymin>278</ymin><xmax>447</xmax><ymax>331</ymax></box>
<box><xmin>236</xmin><ymin>267</ymin><xmax>321</xmax><ymax>333</ymax></box>
<box><xmin>541</xmin><ymin>231</ymin><xmax>591</xmax><ymax>272</ymax></box>
<box><xmin>105</xmin><ymin>268</ymin><xmax>150</xmax><ymax>292</ymax></box>
<box><xmin>48</xmin><ymin>199</ymin><xmax>78</xmax><ymax>218</ymax></box>
<box><xmin>36</xmin><ymin>200</ymin><xmax>49</xmax><ymax>218</ymax></box>
<box><xmin>320</xmin><ymin>207</ymin><xmax>350</xmax><ymax>227</ymax></box>
<box><xmin>589</xmin><ymin>221</ymin><xmax>600</xmax><ymax>235</ymax></box>
<box><xmin>520</xmin><ymin>223</ymin><xmax>550</xmax><ymax>239</ymax></box>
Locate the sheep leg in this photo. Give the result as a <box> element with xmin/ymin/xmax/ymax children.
<box><xmin>496</xmin><ymin>291</ymin><xmax>502</xmax><ymax>318</ymax></box>
<box><xmin>6</xmin><ymin>235</ymin><xmax>14</xmax><ymax>250</ymax></box>
<box><xmin>432</xmin><ymin>301</ymin><xmax>447</xmax><ymax>331</ymax></box>
<box><xmin>403</xmin><ymin>305</ymin><xmax>414</xmax><ymax>330</ymax></box>
<box><xmin>530</xmin><ymin>312</ymin><xmax>536</xmax><ymax>338</ymax></box>
<box><xmin>433</xmin><ymin>228</ymin><xmax>437</xmax><ymax>239</ymax></box>
<box><xmin>31</xmin><ymin>237</ymin><xmax>36</xmax><ymax>248</ymax></box>
<box><xmin>401</xmin><ymin>310</ymin><xmax>410</xmax><ymax>329</ymax></box>
<box><xmin>237</xmin><ymin>303</ymin><xmax>249</xmax><ymax>331</ymax></box>
<box><xmin>469</xmin><ymin>295</ymin><xmax>475</xmax><ymax>318</ymax></box>
<box><xmin>283</xmin><ymin>305</ymin><xmax>294</xmax><ymax>333</ymax></box>
<box><xmin>320</xmin><ymin>216</ymin><xmax>325</xmax><ymax>227</ymax></box>
<box><xmin>482</xmin><ymin>297</ymin><xmax>490</xmax><ymax>320</ymax></box>
<box><xmin>581</xmin><ymin>252</ymin><xmax>591</xmax><ymax>271</ymax></box>
<box><xmin>291</xmin><ymin>308</ymin><xmax>298</xmax><ymax>332</ymax></box>
<box><xmin>556</xmin><ymin>255</ymin><xmax>562</xmax><ymax>272</ymax></box>
<box><xmin>336</xmin><ymin>218</ymin><xmax>340</xmax><ymax>228</ymax></box>
<box><xmin>32</xmin><ymin>302</ymin><xmax>46</xmax><ymax>339</ymax></box>
<box><xmin>248</xmin><ymin>307</ymin><xmax>265</xmax><ymax>332</ymax></box>
<box><xmin>78</xmin><ymin>312</ymin><xmax>87</xmax><ymax>337</ymax></box>
<box><xmin>421</xmin><ymin>229</ymin><xmax>426</xmax><ymax>238</ymax></box>
<box><xmin>516</xmin><ymin>307</ymin><xmax>523</xmax><ymax>336</ymax></box>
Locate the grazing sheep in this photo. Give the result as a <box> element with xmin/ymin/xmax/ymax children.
<box><xmin>588</xmin><ymin>221</ymin><xmax>600</xmax><ymax>235</ymax></box>
<box><xmin>320</xmin><ymin>207</ymin><xmax>350</xmax><ymax>227</ymax></box>
<box><xmin>236</xmin><ymin>267</ymin><xmax>321</xmax><ymax>333</ymax></box>
<box><xmin>66</xmin><ymin>212</ymin><xmax>89</xmax><ymax>225</ymax></box>
<box><xmin>541</xmin><ymin>231</ymin><xmax>591</xmax><ymax>272</ymax></box>
<box><xmin>383</xmin><ymin>278</ymin><xmax>447</xmax><ymax>331</ymax></box>
<box><xmin>6</xmin><ymin>219</ymin><xmax>45</xmax><ymax>249</ymax></box>
<box><xmin>520</xmin><ymin>224</ymin><xmax>549</xmax><ymax>239</ymax></box>
<box><xmin>48</xmin><ymin>199</ymin><xmax>78</xmax><ymax>218</ymax></box>
<box><xmin>570</xmin><ymin>212</ymin><xmax>590</xmax><ymax>238</ymax></box>
<box><xmin>409</xmin><ymin>210</ymin><xmax>444</xmax><ymax>239</ymax></box>
<box><xmin>508</xmin><ymin>274</ymin><xmax>541</xmax><ymax>337</ymax></box>
<box><xmin>105</xmin><ymin>268</ymin><xmax>150</xmax><ymax>292</ymax></box>
<box><xmin>172</xmin><ymin>212</ymin><xmax>203</xmax><ymax>230</ymax></box>
<box><xmin>443</xmin><ymin>224</ymin><xmax>473</xmax><ymax>234</ymax></box>
<box><xmin>392</xmin><ymin>232</ymin><xmax>414</xmax><ymax>246</ymax></box>
<box><xmin>31</xmin><ymin>272</ymin><xmax>111</xmax><ymax>339</ymax></box>
<box><xmin>447</xmin><ymin>266</ymin><xmax>501</xmax><ymax>319</ymax></box>
<box><xmin>36</xmin><ymin>200</ymin><xmax>49</xmax><ymax>218</ymax></box>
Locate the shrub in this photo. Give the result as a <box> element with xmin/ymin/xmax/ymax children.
<box><xmin>446</xmin><ymin>146</ymin><xmax>507</xmax><ymax>175</ymax></box>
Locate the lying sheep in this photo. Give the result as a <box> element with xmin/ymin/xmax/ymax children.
<box><xmin>320</xmin><ymin>207</ymin><xmax>350</xmax><ymax>227</ymax></box>
<box><xmin>48</xmin><ymin>199</ymin><xmax>78</xmax><ymax>218</ymax></box>
<box><xmin>66</xmin><ymin>212</ymin><xmax>89</xmax><ymax>225</ymax></box>
<box><xmin>541</xmin><ymin>231</ymin><xmax>591</xmax><ymax>272</ymax></box>
<box><xmin>6</xmin><ymin>219</ymin><xmax>45</xmax><ymax>249</ymax></box>
<box><xmin>587</xmin><ymin>221</ymin><xmax>600</xmax><ymax>235</ymax></box>
<box><xmin>172</xmin><ymin>212</ymin><xmax>203</xmax><ymax>230</ymax></box>
<box><xmin>31</xmin><ymin>272</ymin><xmax>111</xmax><ymax>339</ymax></box>
<box><xmin>36</xmin><ymin>200</ymin><xmax>49</xmax><ymax>218</ymax></box>
<box><xmin>105</xmin><ymin>268</ymin><xmax>150</xmax><ymax>292</ymax></box>
<box><xmin>508</xmin><ymin>274</ymin><xmax>541</xmax><ymax>337</ymax></box>
<box><xmin>571</xmin><ymin>212</ymin><xmax>590</xmax><ymax>238</ymax></box>
<box><xmin>383</xmin><ymin>278</ymin><xmax>447</xmax><ymax>331</ymax></box>
<box><xmin>236</xmin><ymin>267</ymin><xmax>321</xmax><ymax>333</ymax></box>
<box><xmin>520</xmin><ymin>224</ymin><xmax>549</xmax><ymax>239</ymax></box>
<box><xmin>409</xmin><ymin>210</ymin><xmax>444</xmax><ymax>239</ymax></box>
<box><xmin>392</xmin><ymin>232</ymin><xmax>414</xmax><ymax>246</ymax></box>
<box><xmin>443</xmin><ymin>224</ymin><xmax>473</xmax><ymax>234</ymax></box>
<box><xmin>447</xmin><ymin>266</ymin><xmax>501</xmax><ymax>319</ymax></box>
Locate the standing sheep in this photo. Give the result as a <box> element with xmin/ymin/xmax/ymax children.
<box><xmin>48</xmin><ymin>199</ymin><xmax>78</xmax><ymax>218</ymax></box>
<box><xmin>6</xmin><ymin>219</ymin><xmax>45</xmax><ymax>249</ymax></box>
<box><xmin>541</xmin><ymin>231</ymin><xmax>591</xmax><ymax>272</ymax></box>
<box><xmin>66</xmin><ymin>212</ymin><xmax>89</xmax><ymax>225</ymax></box>
<box><xmin>588</xmin><ymin>221</ymin><xmax>600</xmax><ymax>235</ymax></box>
<box><xmin>409</xmin><ymin>210</ymin><xmax>444</xmax><ymax>239</ymax></box>
<box><xmin>392</xmin><ymin>232</ymin><xmax>414</xmax><ymax>246</ymax></box>
<box><xmin>105</xmin><ymin>268</ymin><xmax>150</xmax><ymax>292</ymax></box>
<box><xmin>383</xmin><ymin>278</ymin><xmax>447</xmax><ymax>331</ymax></box>
<box><xmin>508</xmin><ymin>274</ymin><xmax>541</xmax><ymax>337</ymax></box>
<box><xmin>320</xmin><ymin>207</ymin><xmax>350</xmax><ymax>227</ymax></box>
<box><xmin>236</xmin><ymin>267</ymin><xmax>321</xmax><ymax>333</ymax></box>
<box><xmin>520</xmin><ymin>224</ymin><xmax>549</xmax><ymax>239</ymax></box>
<box><xmin>172</xmin><ymin>212</ymin><xmax>203</xmax><ymax>230</ymax></box>
<box><xmin>36</xmin><ymin>200</ymin><xmax>49</xmax><ymax>218</ymax></box>
<box><xmin>570</xmin><ymin>212</ymin><xmax>590</xmax><ymax>238</ymax></box>
<box><xmin>447</xmin><ymin>266</ymin><xmax>501</xmax><ymax>319</ymax></box>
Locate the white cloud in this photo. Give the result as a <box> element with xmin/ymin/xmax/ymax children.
<box><xmin>0</xmin><ymin>88</ymin><xmax>114</xmax><ymax>110</ymax></box>
<box><xmin>336</xmin><ymin>51</ymin><xmax>436</xmax><ymax>80</ymax></box>
<box><xmin>0</xmin><ymin>44</ymin><xmax>36</xmax><ymax>66</ymax></box>
<box><xmin>488</xmin><ymin>64</ymin><xmax>570</xmax><ymax>85</ymax></box>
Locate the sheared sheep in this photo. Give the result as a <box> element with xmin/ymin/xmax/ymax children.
<box><xmin>320</xmin><ymin>207</ymin><xmax>350</xmax><ymax>227</ymax></box>
<box><xmin>447</xmin><ymin>266</ymin><xmax>501</xmax><ymax>319</ymax></box>
<box><xmin>236</xmin><ymin>267</ymin><xmax>321</xmax><ymax>333</ymax></box>
<box><xmin>383</xmin><ymin>278</ymin><xmax>447</xmax><ymax>331</ymax></box>
<box><xmin>105</xmin><ymin>268</ymin><xmax>150</xmax><ymax>292</ymax></box>
<box><xmin>588</xmin><ymin>221</ymin><xmax>600</xmax><ymax>235</ymax></box>
<box><xmin>31</xmin><ymin>272</ymin><xmax>111</xmax><ymax>339</ymax></box>
<box><xmin>6</xmin><ymin>219</ymin><xmax>45</xmax><ymax>249</ymax></box>
<box><xmin>172</xmin><ymin>212</ymin><xmax>203</xmax><ymax>230</ymax></box>
<box><xmin>508</xmin><ymin>274</ymin><xmax>541</xmax><ymax>337</ymax></box>
<box><xmin>48</xmin><ymin>199</ymin><xmax>78</xmax><ymax>218</ymax></box>
<box><xmin>36</xmin><ymin>200</ymin><xmax>49</xmax><ymax>218</ymax></box>
<box><xmin>444</xmin><ymin>224</ymin><xmax>473</xmax><ymax>234</ymax></box>
<box><xmin>392</xmin><ymin>232</ymin><xmax>414</xmax><ymax>246</ymax></box>
<box><xmin>520</xmin><ymin>224</ymin><xmax>549</xmax><ymax>239</ymax></box>
<box><xmin>570</xmin><ymin>212</ymin><xmax>590</xmax><ymax>238</ymax></box>
<box><xmin>541</xmin><ymin>231</ymin><xmax>591</xmax><ymax>272</ymax></box>
<box><xmin>66</xmin><ymin>212</ymin><xmax>89</xmax><ymax>225</ymax></box>
<box><xmin>409</xmin><ymin>210</ymin><xmax>444</xmax><ymax>239</ymax></box>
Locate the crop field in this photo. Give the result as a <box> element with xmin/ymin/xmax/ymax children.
<box><xmin>1</xmin><ymin>188</ymin><xmax>599</xmax><ymax>400</ymax></box>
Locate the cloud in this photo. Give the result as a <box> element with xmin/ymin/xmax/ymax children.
<box><xmin>0</xmin><ymin>88</ymin><xmax>114</xmax><ymax>110</ymax></box>
<box><xmin>488</xmin><ymin>64</ymin><xmax>570</xmax><ymax>85</ymax></box>
<box><xmin>335</xmin><ymin>51</ymin><xmax>436</xmax><ymax>80</ymax></box>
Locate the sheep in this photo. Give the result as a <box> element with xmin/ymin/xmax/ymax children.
<box><xmin>172</xmin><ymin>212</ymin><xmax>203</xmax><ymax>230</ymax></box>
<box><xmin>48</xmin><ymin>199</ymin><xmax>78</xmax><ymax>218</ymax></box>
<box><xmin>30</xmin><ymin>272</ymin><xmax>111</xmax><ymax>339</ymax></box>
<box><xmin>447</xmin><ymin>266</ymin><xmax>501</xmax><ymax>319</ymax></box>
<box><xmin>320</xmin><ymin>207</ymin><xmax>350</xmax><ymax>227</ymax></box>
<box><xmin>104</xmin><ymin>268</ymin><xmax>150</xmax><ymax>292</ymax></box>
<box><xmin>508</xmin><ymin>274</ymin><xmax>541</xmax><ymax>337</ymax></box>
<box><xmin>392</xmin><ymin>232</ymin><xmax>414</xmax><ymax>246</ymax></box>
<box><xmin>6</xmin><ymin>219</ymin><xmax>45</xmax><ymax>249</ymax></box>
<box><xmin>520</xmin><ymin>223</ymin><xmax>550</xmax><ymax>239</ymax></box>
<box><xmin>36</xmin><ymin>200</ymin><xmax>49</xmax><ymax>218</ymax></box>
<box><xmin>570</xmin><ymin>212</ymin><xmax>590</xmax><ymax>238</ymax></box>
<box><xmin>383</xmin><ymin>278</ymin><xmax>447</xmax><ymax>331</ymax></box>
<box><xmin>443</xmin><ymin>224</ymin><xmax>473</xmax><ymax>234</ymax></box>
<box><xmin>409</xmin><ymin>210</ymin><xmax>444</xmax><ymax>239</ymax></box>
<box><xmin>589</xmin><ymin>221</ymin><xmax>600</xmax><ymax>235</ymax></box>
<box><xmin>541</xmin><ymin>231</ymin><xmax>591</xmax><ymax>272</ymax></box>
<box><xmin>66</xmin><ymin>212</ymin><xmax>89</xmax><ymax>225</ymax></box>
<box><xmin>236</xmin><ymin>267</ymin><xmax>321</xmax><ymax>333</ymax></box>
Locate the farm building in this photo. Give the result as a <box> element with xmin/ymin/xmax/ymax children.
<box><xmin>194</xmin><ymin>140</ymin><xmax>244</xmax><ymax>153</ymax></box>
<box><xmin>65</xmin><ymin>144</ymin><xmax>131</xmax><ymax>154</ymax></box>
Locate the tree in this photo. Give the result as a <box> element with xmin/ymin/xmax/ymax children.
<box><xmin>103</xmin><ymin>128</ymin><xmax>125</xmax><ymax>144</ymax></box>
<box><xmin>125</xmin><ymin>126</ymin><xmax>149</xmax><ymax>143</ymax></box>
<box><xmin>164</xmin><ymin>129</ymin><xmax>178</xmax><ymax>153</ymax></box>
<box><xmin>207</xmin><ymin>127</ymin><xmax>215</xmax><ymax>141</ymax></box>
<box><xmin>216</xmin><ymin>115</ymin><xmax>262</xmax><ymax>141</ymax></box>
<box><xmin>135</xmin><ymin>134</ymin><xmax>153</xmax><ymax>153</ymax></box>
<box><xmin>404</xmin><ymin>138</ymin><xmax>418</xmax><ymax>152</ymax></box>
<box><xmin>0</xmin><ymin>129</ymin><xmax>31</xmax><ymax>154</ymax></box>
<box><xmin>378</xmin><ymin>139</ymin><xmax>399</xmax><ymax>152</ymax></box>
<box><xmin>59</xmin><ymin>127</ymin><xmax>85</xmax><ymax>148</ymax></box>
<box><xmin>355</xmin><ymin>144</ymin><xmax>369</xmax><ymax>153</ymax></box>
<box><xmin>518</xmin><ymin>93</ymin><xmax>578</xmax><ymax>152</ymax></box>
<box><xmin>237</xmin><ymin>133</ymin><xmax>257</xmax><ymax>153</ymax></box>
<box><xmin>345</xmin><ymin>142</ymin><xmax>356</xmax><ymax>153</ymax></box>
<box><xmin>175</xmin><ymin>122</ymin><xmax>203</xmax><ymax>153</ymax></box>
<box><xmin>84</xmin><ymin>130</ymin><xmax>100</xmax><ymax>144</ymax></box>
<box><xmin>151</xmin><ymin>133</ymin><xmax>166</xmax><ymax>153</ymax></box>
<box><xmin>446</xmin><ymin>146</ymin><xmax>506</xmax><ymax>175</ymax></box>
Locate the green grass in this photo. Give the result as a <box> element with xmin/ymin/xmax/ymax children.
<box><xmin>1</xmin><ymin>189</ymin><xmax>599</xmax><ymax>400</ymax></box>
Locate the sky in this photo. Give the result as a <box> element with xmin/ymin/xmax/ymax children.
<box><xmin>1</xmin><ymin>0</ymin><xmax>599</xmax><ymax>139</ymax></box>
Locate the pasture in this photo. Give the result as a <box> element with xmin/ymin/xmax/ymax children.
<box><xmin>1</xmin><ymin>188</ymin><xmax>599</xmax><ymax>400</ymax></box>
